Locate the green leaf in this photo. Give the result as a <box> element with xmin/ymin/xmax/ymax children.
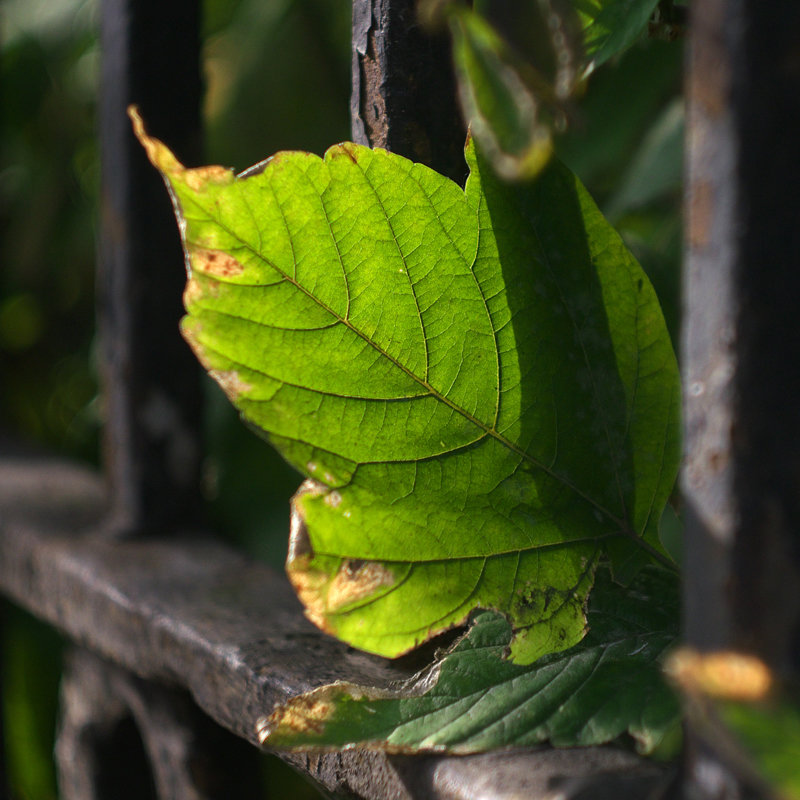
<box><xmin>132</xmin><ymin>108</ymin><xmax>679</xmax><ymax>664</ymax></box>
<box><xmin>424</xmin><ymin>0</ymin><xmax>668</xmax><ymax>179</ymax></box>
<box><xmin>577</xmin><ymin>0</ymin><xmax>662</xmax><ymax>73</ymax></box>
<box><xmin>260</xmin><ymin>566</ymin><xmax>681</xmax><ymax>754</ymax></box>
<box><xmin>720</xmin><ymin>698</ymin><xmax>800</xmax><ymax>800</ymax></box>
<box><xmin>445</xmin><ymin>3</ymin><xmax>578</xmax><ymax>179</ymax></box>
<box><xmin>605</xmin><ymin>97</ymin><xmax>684</xmax><ymax>222</ymax></box>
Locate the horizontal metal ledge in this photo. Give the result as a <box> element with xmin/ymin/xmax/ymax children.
<box><xmin>0</xmin><ymin>448</ymin><xmax>671</xmax><ymax>799</ymax></box>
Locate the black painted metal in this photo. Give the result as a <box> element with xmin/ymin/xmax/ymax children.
<box><xmin>683</xmin><ymin>0</ymin><xmax>800</xmax><ymax>795</ymax></box>
<box><xmin>98</xmin><ymin>0</ymin><xmax>204</xmax><ymax>536</ymax></box>
<box><xmin>728</xmin><ymin>0</ymin><xmax>800</xmax><ymax>672</ymax></box>
<box><xmin>0</xmin><ymin>604</ymin><xmax>7</xmax><ymax>800</ymax></box>
<box><xmin>684</xmin><ymin>0</ymin><xmax>800</xmax><ymax>678</ymax></box>
<box><xmin>351</xmin><ymin>0</ymin><xmax>467</xmax><ymax>183</ymax></box>
<box><xmin>683</xmin><ymin>0</ymin><xmax>739</xmax><ymax>654</ymax></box>
<box><xmin>57</xmin><ymin>649</ymin><xmax>261</xmax><ymax>800</ymax></box>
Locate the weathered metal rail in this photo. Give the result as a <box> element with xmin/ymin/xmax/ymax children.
<box><xmin>0</xmin><ymin>451</ymin><xmax>668</xmax><ymax>798</ymax></box>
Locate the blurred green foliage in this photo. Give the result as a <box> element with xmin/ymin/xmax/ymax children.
<box><xmin>1</xmin><ymin>0</ymin><xmax>100</xmax><ymax>464</ymax></box>
<box><xmin>0</xmin><ymin>0</ymin><xmax>681</xmax><ymax>795</ymax></box>
<box><xmin>1</xmin><ymin>604</ymin><xmax>62</xmax><ymax>800</ymax></box>
<box><xmin>719</xmin><ymin>694</ymin><xmax>800</xmax><ymax>799</ymax></box>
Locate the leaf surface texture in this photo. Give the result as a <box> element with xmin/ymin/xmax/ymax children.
<box><xmin>133</xmin><ymin>110</ymin><xmax>680</xmax><ymax>663</ymax></box>
<box><xmin>262</xmin><ymin>567</ymin><xmax>681</xmax><ymax>754</ymax></box>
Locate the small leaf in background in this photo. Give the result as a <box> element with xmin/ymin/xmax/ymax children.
<box><xmin>669</xmin><ymin>650</ymin><xmax>800</xmax><ymax>800</ymax></box>
<box><xmin>447</xmin><ymin>10</ymin><xmax>551</xmax><ymax>181</ymax></box>
<box><xmin>132</xmin><ymin>108</ymin><xmax>679</xmax><ymax>665</ymax></box>
<box><xmin>422</xmin><ymin>0</ymin><xmax>675</xmax><ymax>180</ymax></box>
<box><xmin>577</xmin><ymin>0</ymin><xmax>661</xmax><ymax>75</ymax></box>
<box><xmin>444</xmin><ymin>0</ymin><xmax>581</xmax><ymax>180</ymax></box>
<box><xmin>260</xmin><ymin>566</ymin><xmax>681</xmax><ymax>755</ymax></box>
<box><xmin>718</xmin><ymin>700</ymin><xmax>800</xmax><ymax>800</ymax></box>
<box><xmin>605</xmin><ymin>97</ymin><xmax>684</xmax><ymax>223</ymax></box>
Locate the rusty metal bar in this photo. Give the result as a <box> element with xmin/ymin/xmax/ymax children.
<box><xmin>683</xmin><ymin>0</ymin><xmax>800</xmax><ymax>681</ymax></box>
<box><xmin>351</xmin><ymin>0</ymin><xmax>466</xmax><ymax>183</ymax></box>
<box><xmin>683</xmin><ymin>0</ymin><xmax>800</xmax><ymax>794</ymax></box>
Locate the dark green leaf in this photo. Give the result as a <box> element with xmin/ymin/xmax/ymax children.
<box><xmin>261</xmin><ymin>566</ymin><xmax>681</xmax><ymax>754</ymax></box>
<box><xmin>578</xmin><ymin>0</ymin><xmax>662</xmax><ymax>73</ymax></box>
<box><xmin>446</xmin><ymin>2</ymin><xmax>579</xmax><ymax>179</ymax></box>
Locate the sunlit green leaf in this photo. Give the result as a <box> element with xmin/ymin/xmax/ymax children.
<box><xmin>133</xmin><ymin>109</ymin><xmax>679</xmax><ymax>664</ymax></box>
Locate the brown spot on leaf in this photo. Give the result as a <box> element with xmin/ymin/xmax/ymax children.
<box><xmin>286</xmin><ymin>553</ymin><xmax>330</xmax><ymax>631</ymax></box>
<box><xmin>326</xmin><ymin>559</ymin><xmax>395</xmax><ymax>612</ymax></box>
<box><xmin>286</xmin><ymin>483</ymin><xmax>330</xmax><ymax>630</ymax></box>
<box><xmin>191</xmin><ymin>247</ymin><xmax>245</xmax><ymax>278</ymax></box>
<box><xmin>209</xmin><ymin>369</ymin><xmax>251</xmax><ymax>401</ymax></box>
<box><xmin>128</xmin><ymin>106</ymin><xmax>184</xmax><ymax>175</ymax></box>
<box><xmin>325</xmin><ymin>490</ymin><xmax>342</xmax><ymax>508</ymax></box>
<box><xmin>286</xmin><ymin>482</ymin><xmax>396</xmax><ymax>630</ymax></box>
<box><xmin>331</xmin><ymin>142</ymin><xmax>360</xmax><ymax>164</ymax></box>
<box><xmin>184</xmin><ymin>165</ymin><xmax>235</xmax><ymax>191</ymax></box>
<box><xmin>259</xmin><ymin>683</ymin><xmax>397</xmax><ymax>746</ymax></box>
<box><xmin>266</xmin><ymin>692</ymin><xmax>336</xmax><ymax>736</ymax></box>
<box><xmin>182</xmin><ymin>276</ymin><xmax>206</xmax><ymax>308</ymax></box>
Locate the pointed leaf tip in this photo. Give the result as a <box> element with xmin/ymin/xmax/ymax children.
<box><xmin>128</xmin><ymin>105</ymin><xmax>185</xmax><ymax>175</ymax></box>
<box><xmin>128</xmin><ymin>105</ymin><xmax>235</xmax><ymax>190</ymax></box>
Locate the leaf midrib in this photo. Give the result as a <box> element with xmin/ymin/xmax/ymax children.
<box><xmin>182</xmin><ymin>180</ymin><xmax>631</xmax><ymax>530</ymax></box>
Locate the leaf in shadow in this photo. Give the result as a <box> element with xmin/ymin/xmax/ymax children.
<box><xmin>260</xmin><ymin>566</ymin><xmax>681</xmax><ymax>754</ymax></box>
<box><xmin>423</xmin><ymin>0</ymin><xmax>668</xmax><ymax>178</ymax></box>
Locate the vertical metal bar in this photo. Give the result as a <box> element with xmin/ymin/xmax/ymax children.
<box><xmin>683</xmin><ymin>0</ymin><xmax>739</xmax><ymax>654</ymax></box>
<box><xmin>351</xmin><ymin>0</ymin><xmax>466</xmax><ymax>182</ymax></box>
<box><xmin>98</xmin><ymin>0</ymin><xmax>204</xmax><ymax>535</ymax></box>
<box><xmin>57</xmin><ymin>649</ymin><xmax>261</xmax><ymax>800</ymax></box>
<box><xmin>684</xmin><ymin>0</ymin><xmax>800</xmax><ymax>679</ymax></box>
<box><xmin>683</xmin><ymin>0</ymin><xmax>800</xmax><ymax>794</ymax></box>
<box><xmin>727</xmin><ymin>0</ymin><xmax>800</xmax><ymax>672</ymax></box>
